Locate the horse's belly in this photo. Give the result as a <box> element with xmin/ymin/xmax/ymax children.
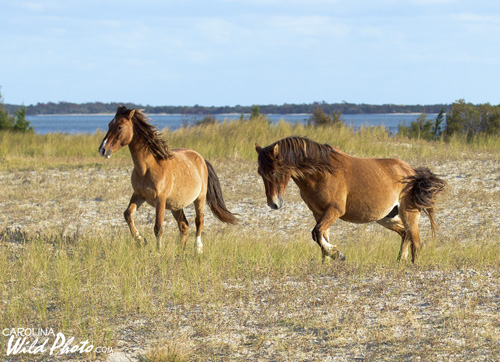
<box><xmin>342</xmin><ymin>199</ymin><xmax>398</xmax><ymax>223</ymax></box>
<box><xmin>341</xmin><ymin>212</ymin><xmax>383</xmax><ymax>224</ymax></box>
<box><xmin>165</xmin><ymin>185</ymin><xmax>202</xmax><ymax>211</ymax></box>
<box><xmin>133</xmin><ymin>184</ymin><xmax>201</xmax><ymax>211</ymax></box>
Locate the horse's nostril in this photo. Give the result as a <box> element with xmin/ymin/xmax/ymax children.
<box><xmin>269</xmin><ymin>202</ymin><xmax>279</xmax><ymax>210</ymax></box>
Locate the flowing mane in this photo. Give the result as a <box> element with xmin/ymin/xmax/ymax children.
<box><xmin>120</xmin><ymin>107</ymin><xmax>171</xmax><ymax>160</ymax></box>
<box><xmin>258</xmin><ymin>136</ymin><xmax>339</xmax><ymax>177</ymax></box>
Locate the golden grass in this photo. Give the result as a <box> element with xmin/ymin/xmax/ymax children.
<box><xmin>142</xmin><ymin>338</ymin><xmax>193</xmax><ymax>362</ymax></box>
<box><xmin>1</xmin><ymin>120</ymin><xmax>500</xmax><ymax>360</ymax></box>
<box><xmin>1</xmin><ymin>116</ymin><xmax>499</xmax><ymax>171</ymax></box>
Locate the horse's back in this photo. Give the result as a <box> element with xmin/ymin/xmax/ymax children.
<box><xmin>170</xmin><ymin>148</ymin><xmax>205</xmax><ymax>165</ymax></box>
<box><xmin>346</xmin><ymin>155</ymin><xmax>414</xmax><ymax>186</ymax></box>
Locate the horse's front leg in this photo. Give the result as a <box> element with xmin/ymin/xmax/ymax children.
<box><xmin>154</xmin><ymin>197</ymin><xmax>167</xmax><ymax>250</ymax></box>
<box><xmin>312</xmin><ymin>207</ymin><xmax>346</xmax><ymax>261</ymax></box>
<box><xmin>124</xmin><ymin>193</ymin><xmax>146</xmax><ymax>246</ymax></box>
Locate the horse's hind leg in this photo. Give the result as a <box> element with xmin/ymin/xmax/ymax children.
<box><xmin>399</xmin><ymin>207</ymin><xmax>421</xmax><ymax>263</ymax></box>
<box><xmin>171</xmin><ymin>209</ymin><xmax>189</xmax><ymax>250</ymax></box>
<box><xmin>193</xmin><ymin>197</ymin><xmax>205</xmax><ymax>254</ymax></box>
<box><xmin>376</xmin><ymin>216</ymin><xmax>409</xmax><ymax>261</ymax></box>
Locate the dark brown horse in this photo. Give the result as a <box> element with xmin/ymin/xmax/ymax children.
<box><xmin>255</xmin><ymin>136</ymin><xmax>447</xmax><ymax>263</ymax></box>
<box><xmin>99</xmin><ymin>106</ymin><xmax>237</xmax><ymax>252</ymax></box>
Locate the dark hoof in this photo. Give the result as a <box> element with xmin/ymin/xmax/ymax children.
<box><xmin>333</xmin><ymin>250</ymin><xmax>346</xmax><ymax>261</ymax></box>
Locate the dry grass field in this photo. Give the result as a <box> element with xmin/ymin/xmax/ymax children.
<box><xmin>1</xmin><ymin>119</ymin><xmax>500</xmax><ymax>361</ymax></box>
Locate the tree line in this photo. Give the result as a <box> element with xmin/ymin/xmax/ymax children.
<box><xmin>2</xmin><ymin>89</ymin><xmax>499</xmax><ymax>138</ymax></box>
<box><xmin>5</xmin><ymin>101</ymin><xmax>450</xmax><ymax>116</ymax></box>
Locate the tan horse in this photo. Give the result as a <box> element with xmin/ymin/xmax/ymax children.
<box><xmin>99</xmin><ymin>106</ymin><xmax>237</xmax><ymax>252</ymax></box>
<box><xmin>255</xmin><ymin>136</ymin><xmax>447</xmax><ymax>263</ymax></box>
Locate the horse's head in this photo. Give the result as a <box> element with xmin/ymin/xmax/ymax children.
<box><xmin>99</xmin><ymin>106</ymin><xmax>135</xmax><ymax>158</ymax></box>
<box><xmin>255</xmin><ymin>143</ymin><xmax>291</xmax><ymax>210</ymax></box>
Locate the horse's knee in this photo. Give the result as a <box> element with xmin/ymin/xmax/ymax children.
<box><xmin>124</xmin><ymin>209</ymin><xmax>131</xmax><ymax>222</ymax></box>
<box><xmin>410</xmin><ymin>238</ymin><xmax>422</xmax><ymax>262</ymax></box>
<box><xmin>180</xmin><ymin>222</ymin><xmax>188</xmax><ymax>235</ymax></box>
<box><xmin>311</xmin><ymin>226</ymin><xmax>322</xmax><ymax>243</ymax></box>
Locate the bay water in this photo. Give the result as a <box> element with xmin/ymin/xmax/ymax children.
<box><xmin>26</xmin><ymin>113</ymin><xmax>435</xmax><ymax>135</ymax></box>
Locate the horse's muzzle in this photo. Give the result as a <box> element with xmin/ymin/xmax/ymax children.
<box><xmin>99</xmin><ymin>139</ymin><xmax>111</xmax><ymax>158</ymax></box>
<box><xmin>268</xmin><ymin>196</ymin><xmax>284</xmax><ymax>210</ymax></box>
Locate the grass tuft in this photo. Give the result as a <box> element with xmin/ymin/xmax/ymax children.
<box><xmin>140</xmin><ymin>338</ymin><xmax>192</xmax><ymax>362</ymax></box>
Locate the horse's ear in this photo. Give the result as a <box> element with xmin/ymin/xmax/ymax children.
<box><xmin>128</xmin><ymin>109</ymin><xmax>136</xmax><ymax>119</ymax></box>
<box><xmin>255</xmin><ymin>143</ymin><xmax>262</xmax><ymax>154</ymax></box>
<box><xmin>272</xmin><ymin>144</ymin><xmax>279</xmax><ymax>157</ymax></box>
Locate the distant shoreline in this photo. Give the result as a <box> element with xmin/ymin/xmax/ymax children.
<box><xmin>26</xmin><ymin>113</ymin><xmax>434</xmax><ymax>135</ymax></box>
<box><xmin>6</xmin><ymin>101</ymin><xmax>449</xmax><ymax>116</ymax></box>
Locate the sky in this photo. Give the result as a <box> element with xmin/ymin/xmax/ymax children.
<box><xmin>1</xmin><ymin>0</ymin><xmax>500</xmax><ymax>107</ymax></box>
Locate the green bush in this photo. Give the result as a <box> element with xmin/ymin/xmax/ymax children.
<box><xmin>0</xmin><ymin>90</ymin><xmax>33</xmax><ymax>133</ymax></box>
<box><xmin>398</xmin><ymin>109</ymin><xmax>444</xmax><ymax>141</ymax></box>
<box><xmin>307</xmin><ymin>107</ymin><xmax>343</xmax><ymax>127</ymax></box>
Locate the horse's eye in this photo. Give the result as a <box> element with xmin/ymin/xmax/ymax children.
<box><xmin>117</xmin><ymin>125</ymin><xmax>123</xmax><ymax>131</ymax></box>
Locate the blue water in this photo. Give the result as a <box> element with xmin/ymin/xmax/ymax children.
<box><xmin>26</xmin><ymin>113</ymin><xmax>435</xmax><ymax>135</ymax></box>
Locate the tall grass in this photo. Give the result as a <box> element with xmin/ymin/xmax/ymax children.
<box><xmin>0</xmin><ymin>229</ymin><xmax>319</xmax><ymax>357</ymax></box>
<box><xmin>2</xmin><ymin>227</ymin><xmax>499</xmax><ymax>356</ymax></box>
<box><xmin>1</xmin><ymin>116</ymin><xmax>499</xmax><ymax>170</ymax></box>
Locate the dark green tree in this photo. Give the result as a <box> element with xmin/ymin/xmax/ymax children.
<box><xmin>250</xmin><ymin>105</ymin><xmax>261</xmax><ymax>120</ymax></box>
<box><xmin>308</xmin><ymin>107</ymin><xmax>343</xmax><ymax>127</ymax></box>
<box><xmin>398</xmin><ymin>112</ymin><xmax>433</xmax><ymax>140</ymax></box>
<box><xmin>13</xmin><ymin>106</ymin><xmax>33</xmax><ymax>133</ymax></box>
<box><xmin>0</xmin><ymin>89</ymin><xmax>33</xmax><ymax>132</ymax></box>
<box><xmin>445</xmin><ymin>100</ymin><xmax>500</xmax><ymax>138</ymax></box>
<box><xmin>433</xmin><ymin>108</ymin><xmax>445</xmax><ymax>138</ymax></box>
<box><xmin>0</xmin><ymin>89</ymin><xmax>15</xmax><ymax>130</ymax></box>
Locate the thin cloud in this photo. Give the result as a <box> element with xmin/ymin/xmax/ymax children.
<box><xmin>411</xmin><ymin>0</ymin><xmax>455</xmax><ymax>4</ymax></box>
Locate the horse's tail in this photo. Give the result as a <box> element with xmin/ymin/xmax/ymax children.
<box><xmin>403</xmin><ymin>167</ymin><xmax>447</xmax><ymax>236</ymax></box>
<box><xmin>205</xmin><ymin>161</ymin><xmax>238</xmax><ymax>225</ymax></box>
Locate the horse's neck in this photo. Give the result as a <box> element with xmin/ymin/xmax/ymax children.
<box><xmin>128</xmin><ymin>141</ymin><xmax>157</xmax><ymax>176</ymax></box>
<box><xmin>291</xmin><ymin>174</ymin><xmax>306</xmax><ymax>188</ymax></box>
<box><xmin>290</xmin><ymin>169</ymin><xmax>323</xmax><ymax>187</ymax></box>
